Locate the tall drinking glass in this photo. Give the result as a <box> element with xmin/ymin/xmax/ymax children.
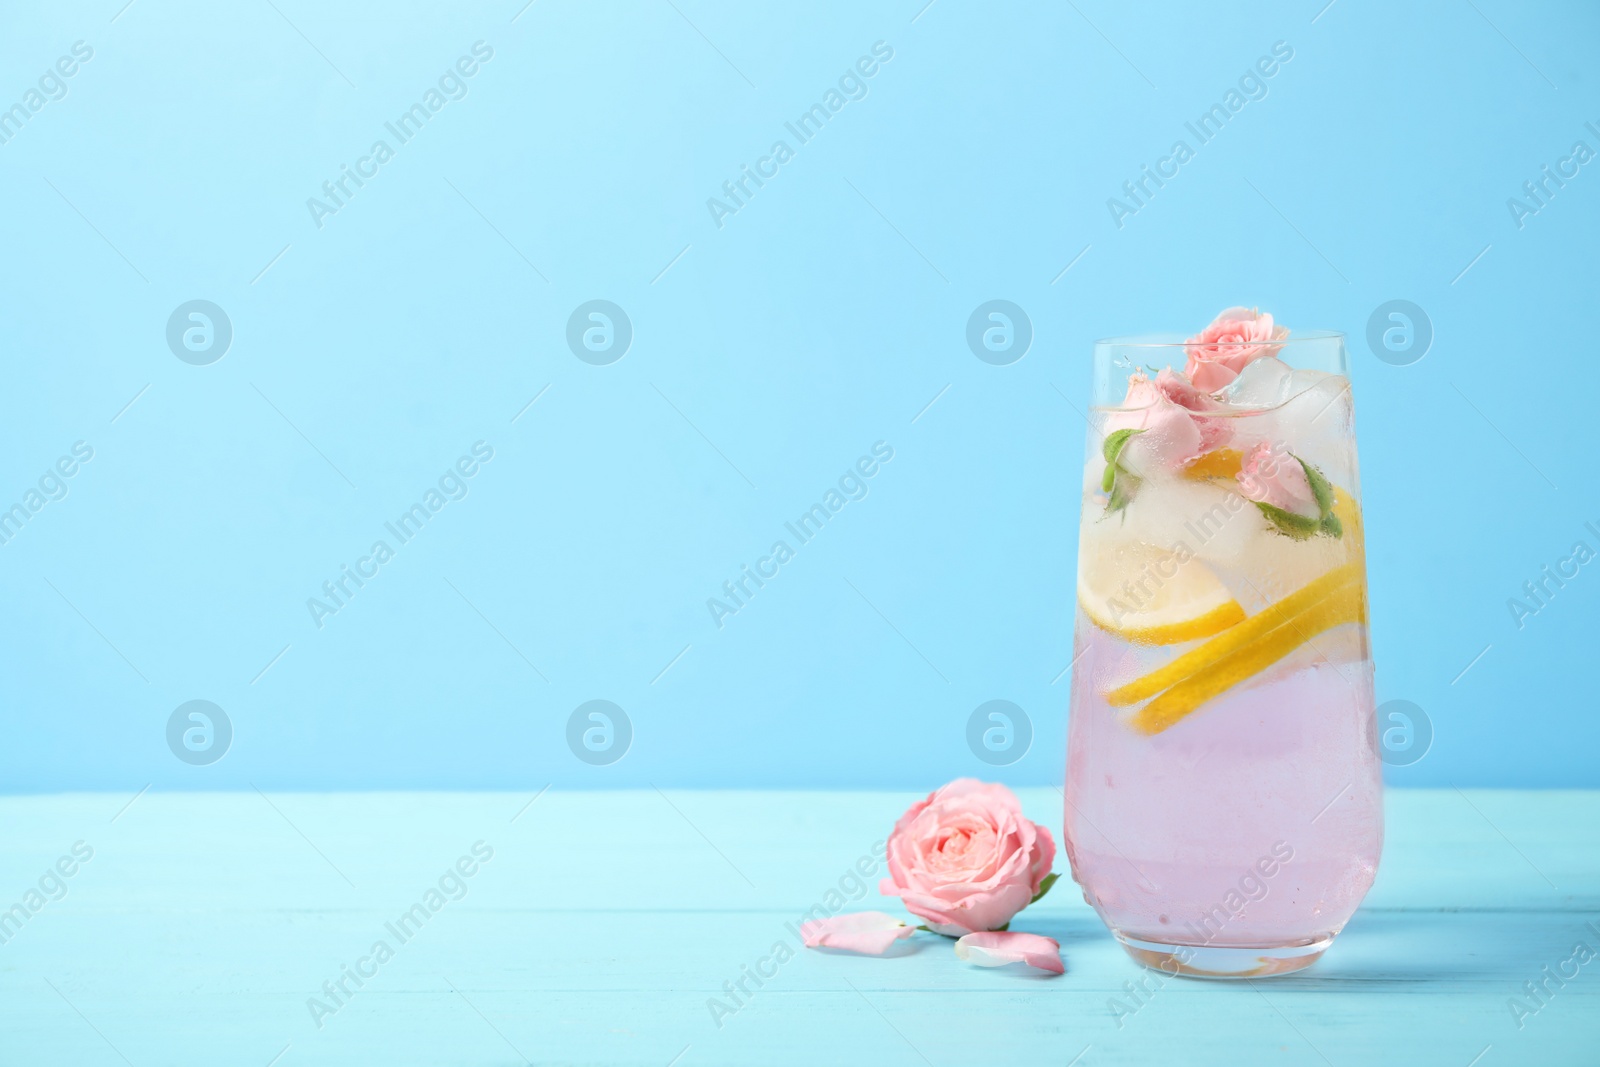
<box><xmin>1063</xmin><ymin>328</ymin><xmax>1382</xmax><ymax>978</ymax></box>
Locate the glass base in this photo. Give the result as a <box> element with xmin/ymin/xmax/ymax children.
<box><xmin>1115</xmin><ymin>932</ymin><xmax>1333</xmax><ymax>979</ymax></box>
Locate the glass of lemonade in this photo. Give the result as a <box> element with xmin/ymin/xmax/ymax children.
<box><xmin>1063</xmin><ymin>312</ymin><xmax>1382</xmax><ymax>978</ymax></box>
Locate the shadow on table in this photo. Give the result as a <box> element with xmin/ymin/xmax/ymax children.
<box><xmin>1291</xmin><ymin>907</ymin><xmax>1586</xmax><ymax>987</ymax></box>
<box><xmin>1013</xmin><ymin>908</ymin><xmax>1586</xmax><ymax>987</ymax></box>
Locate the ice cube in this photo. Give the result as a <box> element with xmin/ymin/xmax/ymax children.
<box><xmin>1088</xmin><ymin>476</ymin><xmax>1254</xmax><ymax>563</ymax></box>
<box><xmin>1279</xmin><ymin>368</ymin><xmax>1341</xmax><ymax>410</ymax></box>
<box><xmin>1220</xmin><ymin>356</ymin><xmax>1293</xmax><ymax>408</ymax></box>
<box><xmin>1268</xmin><ymin>373</ymin><xmax>1353</xmax><ymax>472</ymax></box>
<box><xmin>1218</xmin><ymin>517</ymin><xmax>1351</xmax><ymax>610</ymax></box>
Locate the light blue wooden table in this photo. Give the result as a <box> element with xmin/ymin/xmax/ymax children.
<box><xmin>2</xmin><ymin>788</ymin><xmax>1595</xmax><ymax>1065</ymax></box>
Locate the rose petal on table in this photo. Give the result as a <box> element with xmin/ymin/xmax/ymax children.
<box><xmin>953</xmin><ymin>931</ymin><xmax>1064</xmax><ymax>975</ymax></box>
<box><xmin>799</xmin><ymin>912</ymin><xmax>916</xmax><ymax>955</ymax></box>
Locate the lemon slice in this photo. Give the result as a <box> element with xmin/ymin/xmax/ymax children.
<box><xmin>1333</xmin><ymin>487</ymin><xmax>1363</xmax><ymax>561</ymax></box>
<box><xmin>1078</xmin><ymin>541</ymin><xmax>1246</xmax><ymax>646</ymax></box>
<box><xmin>1129</xmin><ymin>580</ymin><xmax>1367</xmax><ymax>735</ymax></box>
<box><xmin>1107</xmin><ymin>561</ymin><xmax>1359</xmax><ymax>706</ymax></box>
<box><xmin>1182</xmin><ymin>448</ymin><xmax>1245</xmax><ymax>481</ymax></box>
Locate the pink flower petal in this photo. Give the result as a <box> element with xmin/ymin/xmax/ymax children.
<box><xmin>1028</xmin><ymin>825</ymin><xmax>1057</xmax><ymax>897</ymax></box>
<box><xmin>1237</xmin><ymin>441</ymin><xmax>1319</xmax><ymax>519</ymax></box>
<box><xmin>953</xmin><ymin>931</ymin><xmax>1065</xmax><ymax>975</ymax></box>
<box><xmin>800</xmin><ymin>912</ymin><xmax>916</xmax><ymax>955</ymax></box>
<box><xmin>1184</xmin><ymin>307</ymin><xmax>1288</xmax><ymax>392</ymax></box>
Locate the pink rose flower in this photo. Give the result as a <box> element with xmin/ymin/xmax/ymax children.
<box><xmin>1184</xmin><ymin>307</ymin><xmax>1289</xmax><ymax>392</ymax></box>
<box><xmin>1236</xmin><ymin>441</ymin><xmax>1318</xmax><ymax>519</ymax></box>
<box><xmin>953</xmin><ymin>930</ymin><xmax>1065</xmax><ymax>975</ymax></box>
<box><xmin>879</xmin><ymin>779</ymin><xmax>1056</xmax><ymax>937</ymax></box>
<box><xmin>1107</xmin><ymin>368</ymin><xmax>1232</xmax><ymax>475</ymax></box>
<box><xmin>800</xmin><ymin>911</ymin><xmax>916</xmax><ymax>955</ymax></box>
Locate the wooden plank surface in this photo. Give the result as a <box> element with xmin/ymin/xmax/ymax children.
<box><xmin>0</xmin><ymin>789</ymin><xmax>1595</xmax><ymax>1066</ymax></box>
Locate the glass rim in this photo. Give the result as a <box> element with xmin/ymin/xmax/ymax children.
<box><xmin>1094</xmin><ymin>329</ymin><xmax>1345</xmax><ymax>348</ymax></box>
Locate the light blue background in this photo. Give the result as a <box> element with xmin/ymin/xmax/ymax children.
<box><xmin>1</xmin><ymin>0</ymin><xmax>1595</xmax><ymax>791</ymax></box>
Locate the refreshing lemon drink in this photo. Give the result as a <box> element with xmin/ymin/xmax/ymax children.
<box><xmin>1064</xmin><ymin>312</ymin><xmax>1382</xmax><ymax>978</ymax></box>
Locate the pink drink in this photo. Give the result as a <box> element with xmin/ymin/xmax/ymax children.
<box><xmin>1064</xmin><ymin>326</ymin><xmax>1382</xmax><ymax>977</ymax></box>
